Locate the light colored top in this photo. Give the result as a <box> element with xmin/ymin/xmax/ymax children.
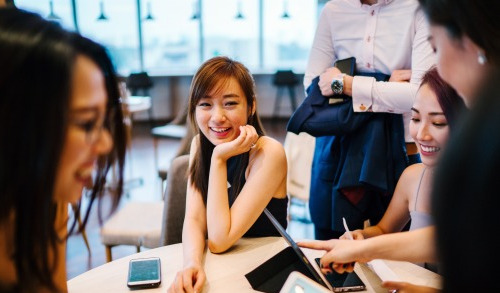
<box><xmin>67</xmin><ymin>237</ymin><xmax>442</xmax><ymax>292</ymax></box>
<box><xmin>409</xmin><ymin>167</ymin><xmax>433</xmax><ymax>231</ymax></box>
<box><xmin>304</xmin><ymin>0</ymin><xmax>435</xmax><ymax>141</ymax></box>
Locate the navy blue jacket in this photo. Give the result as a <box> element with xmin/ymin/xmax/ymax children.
<box><xmin>287</xmin><ymin>76</ymin><xmax>408</xmax><ymax>231</ymax></box>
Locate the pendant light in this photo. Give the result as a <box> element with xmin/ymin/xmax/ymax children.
<box><xmin>97</xmin><ymin>0</ymin><xmax>108</xmax><ymax>21</ymax></box>
<box><xmin>144</xmin><ymin>1</ymin><xmax>154</xmax><ymax>21</ymax></box>
<box><xmin>281</xmin><ymin>0</ymin><xmax>290</xmax><ymax>19</ymax></box>
<box><xmin>190</xmin><ymin>0</ymin><xmax>199</xmax><ymax>20</ymax></box>
<box><xmin>235</xmin><ymin>0</ymin><xmax>244</xmax><ymax>19</ymax></box>
<box><xmin>47</xmin><ymin>0</ymin><xmax>61</xmax><ymax>20</ymax></box>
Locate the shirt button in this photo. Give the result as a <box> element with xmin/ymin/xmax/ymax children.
<box><xmin>366</xmin><ymin>63</ymin><xmax>371</xmax><ymax>68</ymax></box>
<box><xmin>371</xmin><ymin>10</ymin><xmax>375</xmax><ymax>16</ymax></box>
<box><xmin>367</xmin><ymin>36</ymin><xmax>371</xmax><ymax>42</ymax></box>
<box><xmin>360</xmin><ymin>104</ymin><xmax>367</xmax><ymax>111</ymax></box>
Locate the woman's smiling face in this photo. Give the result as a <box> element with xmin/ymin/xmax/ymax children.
<box><xmin>53</xmin><ymin>55</ymin><xmax>113</xmax><ymax>203</ymax></box>
<box><xmin>410</xmin><ymin>83</ymin><xmax>450</xmax><ymax>167</ymax></box>
<box><xmin>195</xmin><ymin>77</ymin><xmax>252</xmax><ymax>145</ymax></box>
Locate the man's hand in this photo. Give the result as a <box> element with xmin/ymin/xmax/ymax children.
<box><xmin>319</xmin><ymin>67</ymin><xmax>342</xmax><ymax>96</ymax></box>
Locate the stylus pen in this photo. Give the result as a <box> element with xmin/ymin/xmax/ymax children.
<box><xmin>342</xmin><ymin>217</ymin><xmax>354</xmax><ymax>240</ymax></box>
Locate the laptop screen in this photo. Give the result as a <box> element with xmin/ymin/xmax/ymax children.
<box><xmin>263</xmin><ymin>209</ymin><xmax>366</xmax><ymax>292</ymax></box>
<box><xmin>263</xmin><ymin>209</ymin><xmax>332</xmax><ymax>290</ymax></box>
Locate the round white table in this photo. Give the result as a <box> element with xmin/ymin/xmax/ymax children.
<box><xmin>68</xmin><ymin>237</ymin><xmax>441</xmax><ymax>292</ymax></box>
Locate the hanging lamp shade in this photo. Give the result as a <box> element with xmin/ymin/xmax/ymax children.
<box><xmin>97</xmin><ymin>0</ymin><xmax>108</xmax><ymax>21</ymax></box>
<box><xmin>47</xmin><ymin>0</ymin><xmax>61</xmax><ymax>20</ymax></box>
<box><xmin>144</xmin><ymin>2</ymin><xmax>154</xmax><ymax>21</ymax></box>
<box><xmin>281</xmin><ymin>0</ymin><xmax>290</xmax><ymax>19</ymax></box>
<box><xmin>190</xmin><ymin>1</ymin><xmax>199</xmax><ymax>20</ymax></box>
<box><xmin>235</xmin><ymin>0</ymin><xmax>244</xmax><ymax>19</ymax></box>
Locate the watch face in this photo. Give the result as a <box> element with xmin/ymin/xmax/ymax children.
<box><xmin>331</xmin><ymin>80</ymin><xmax>343</xmax><ymax>95</ymax></box>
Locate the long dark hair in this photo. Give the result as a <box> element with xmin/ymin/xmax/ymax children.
<box><xmin>0</xmin><ymin>8</ymin><xmax>125</xmax><ymax>292</ymax></box>
<box><xmin>188</xmin><ymin>56</ymin><xmax>265</xmax><ymax>203</ymax></box>
<box><xmin>419</xmin><ymin>67</ymin><xmax>466</xmax><ymax>130</ymax></box>
<box><xmin>418</xmin><ymin>0</ymin><xmax>500</xmax><ymax>66</ymax></box>
<box><xmin>432</xmin><ymin>69</ymin><xmax>500</xmax><ymax>292</ymax></box>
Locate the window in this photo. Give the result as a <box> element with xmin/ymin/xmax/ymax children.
<box><xmin>263</xmin><ymin>0</ymin><xmax>317</xmax><ymax>72</ymax></box>
<box><xmin>76</xmin><ymin>0</ymin><xmax>140</xmax><ymax>75</ymax></box>
<box><xmin>14</xmin><ymin>0</ymin><xmax>320</xmax><ymax>75</ymax></box>
<box><xmin>202</xmin><ymin>0</ymin><xmax>259</xmax><ymax>69</ymax></box>
<box><xmin>141</xmin><ymin>0</ymin><xmax>200</xmax><ymax>75</ymax></box>
<box><xmin>16</xmin><ymin>0</ymin><xmax>76</xmax><ymax>31</ymax></box>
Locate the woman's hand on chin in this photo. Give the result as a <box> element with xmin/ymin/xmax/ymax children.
<box><xmin>168</xmin><ymin>264</ymin><xmax>206</xmax><ymax>293</ymax></box>
<box><xmin>213</xmin><ymin>125</ymin><xmax>258</xmax><ymax>161</ymax></box>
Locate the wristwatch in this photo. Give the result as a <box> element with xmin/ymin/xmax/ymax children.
<box><xmin>330</xmin><ymin>74</ymin><xmax>345</xmax><ymax>96</ymax></box>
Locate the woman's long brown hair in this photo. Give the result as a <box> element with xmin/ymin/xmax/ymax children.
<box><xmin>188</xmin><ymin>56</ymin><xmax>265</xmax><ymax>203</ymax></box>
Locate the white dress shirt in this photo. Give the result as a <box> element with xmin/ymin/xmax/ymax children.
<box><xmin>304</xmin><ymin>0</ymin><xmax>435</xmax><ymax>141</ymax></box>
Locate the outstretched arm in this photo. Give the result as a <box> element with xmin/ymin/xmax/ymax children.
<box><xmin>299</xmin><ymin>227</ymin><xmax>437</xmax><ymax>274</ymax></box>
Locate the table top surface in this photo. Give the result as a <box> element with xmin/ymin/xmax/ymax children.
<box><xmin>122</xmin><ymin>96</ymin><xmax>151</xmax><ymax>113</ymax></box>
<box><xmin>67</xmin><ymin>237</ymin><xmax>441</xmax><ymax>293</ymax></box>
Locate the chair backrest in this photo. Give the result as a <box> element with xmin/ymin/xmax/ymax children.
<box><xmin>160</xmin><ymin>154</ymin><xmax>190</xmax><ymax>245</ymax></box>
<box><xmin>126</xmin><ymin>72</ymin><xmax>153</xmax><ymax>95</ymax></box>
<box><xmin>273</xmin><ymin>70</ymin><xmax>299</xmax><ymax>86</ymax></box>
<box><xmin>283</xmin><ymin>132</ymin><xmax>315</xmax><ymax>201</ymax></box>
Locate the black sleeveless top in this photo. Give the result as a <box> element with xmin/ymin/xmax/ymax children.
<box><xmin>226</xmin><ymin>155</ymin><xmax>288</xmax><ymax>237</ymax></box>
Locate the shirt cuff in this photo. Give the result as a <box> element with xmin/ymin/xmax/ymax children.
<box><xmin>352</xmin><ymin>75</ymin><xmax>375</xmax><ymax>112</ymax></box>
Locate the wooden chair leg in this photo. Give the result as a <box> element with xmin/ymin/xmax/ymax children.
<box><xmin>105</xmin><ymin>245</ymin><xmax>113</xmax><ymax>263</ymax></box>
<box><xmin>78</xmin><ymin>216</ymin><xmax>91</xmax><ymax>256</ymax></box>
<box><xmin>71</xmin><ymin>204</ymin><xmax>91</xmax><ymax>256</ymax></box>
<box><xmin>154</xmin><ymin>137</ymin><xmax>159</xmax><ymax>171</ymax></box>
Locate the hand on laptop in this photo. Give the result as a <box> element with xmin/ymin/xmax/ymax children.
<box><xmin>297</xmin><ymin>239</ymin><xmax>369</xmax><ymax>274</ymax></box>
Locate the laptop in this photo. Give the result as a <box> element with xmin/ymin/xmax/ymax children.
<box><xmin>247</xmin><ymin>209</ymin><xmax>365</xmax><ymax>292</ymax></box>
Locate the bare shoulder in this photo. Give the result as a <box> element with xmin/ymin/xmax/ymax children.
<box><xmin>399</xmin><ymin>163</ymin><xmax>426</xmax><ymax>185</ymax></box>
<box><xmin>254</xmin><ymin>136</ymin><xmax>286</xmax><ymax>158</ymax></box>
<box><xmin>249</xmin><ymin>136</ymin><xmax>287</xmax><ymax>169</ymax></box>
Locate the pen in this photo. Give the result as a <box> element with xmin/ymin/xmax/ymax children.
<box><xmin>342</xmin><ymin>217</ymin><xmax>353</xmax><ymax>240</ymax></box>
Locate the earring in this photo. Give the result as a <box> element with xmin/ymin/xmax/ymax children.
<box><xmin>477</xmin><ymin>50</ymin><xmax>487</xmax><ymax>65</ymax></box>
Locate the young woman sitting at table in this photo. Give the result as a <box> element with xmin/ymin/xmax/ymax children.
<box><xmin>0</xmin><ymin>8</ymin><xmax>126</xmax><ymax>292</ymax></box>
<box><xmin>299</xmin><ymin>67</ymin><xmax>465</xmax><ymax>291</ymax></box>
<box><xmin>168</xmin><ymin>56</ymin><xmax>288</xmax><ymax>293</ymax></box>
<box><xmin>339</xmin><ymin>67</ymin><xmax>465</xmax><ymax>253</ymax></box>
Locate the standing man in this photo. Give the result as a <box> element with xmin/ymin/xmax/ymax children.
<box><xmin>304</xmin><ymin>0</ymin><xmax>435</xmax><ymax>240</ymax></box>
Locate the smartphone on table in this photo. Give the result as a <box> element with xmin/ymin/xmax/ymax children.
<box><xmin>127</xmin><ymin>257</ymin><xmax>161</xmax><ymax>289</ymax></box>
<box><xmin>314</xmin><ymin>258</ymin><xmax>365</xmax><ymax>292</ymax></box>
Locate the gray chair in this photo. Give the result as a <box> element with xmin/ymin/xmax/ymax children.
<box><xmin>272</xmin><ymin>70</ymin><xmax>299</xmax><ymax>119</ymax></box>
<box><xmin>157</xmin><ymin>121</ymin><xmax>194</xmax><ymax>193</ymax></box>
<box><xmin>160</xmin><ymin>154</ymin><xmax>190</xmax><ymax>245</ymax></box>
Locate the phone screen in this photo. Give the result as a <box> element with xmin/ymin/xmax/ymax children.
<box><xmin>314</xmin><ymin>258</ymin><xmax>365</xmax><ymax>291</ymax></box>
<box><xmin>127</xmin><ymin>257</ymin><xmax>161</xmax><ymax>288</ymax></box>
